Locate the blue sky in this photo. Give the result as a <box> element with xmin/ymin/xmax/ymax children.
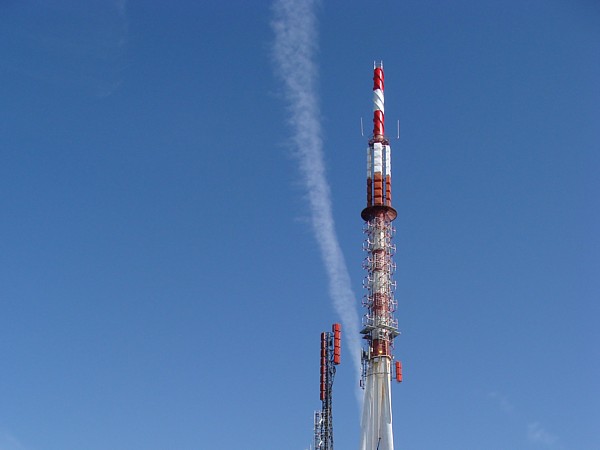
<box><xmin>0</xmin><ymin>1</ymin><xmax>598</xmax><ymax>449</ymax></box>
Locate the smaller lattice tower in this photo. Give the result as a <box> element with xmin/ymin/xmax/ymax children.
<box><xmin>313</xmin><ymin>324</ymin><xmax>341</xmax><ymax>450</ymax></box>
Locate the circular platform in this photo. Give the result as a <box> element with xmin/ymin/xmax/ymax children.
<box><xmin>361</xmin><ymin>205</ymin><xmax>397</xmax><ymax>222</ymax></box>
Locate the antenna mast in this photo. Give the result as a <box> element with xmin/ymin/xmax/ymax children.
<box><xmin>314</xmin><ymin>324</ymin><xmax>341</xmax><ymax>450</ymax></box>
<box><xmin>359</xmin><ymin>62</ymin><xmax>403</xmax><ymax>450</ymax></box>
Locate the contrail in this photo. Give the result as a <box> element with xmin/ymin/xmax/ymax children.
<box><xmin>271</xmin><ymin>0</ymin><xmax>363</xmax><ymax>404</ymax></box>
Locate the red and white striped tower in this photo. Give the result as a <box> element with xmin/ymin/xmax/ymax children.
<box><xmin>359</xmin><ymin>62</ymin><xmax>402</xmax><ymax>450</ymax></box>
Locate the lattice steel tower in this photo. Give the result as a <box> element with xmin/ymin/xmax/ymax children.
<box><xmin>314</xmin><ymin>323</ymin><xmax>341</xmax><ymax>450</ymax></box>
<box><xmin>359</xmin><ymin>62</ymin><xmax>403</xmax><ymax>450</ymax></box>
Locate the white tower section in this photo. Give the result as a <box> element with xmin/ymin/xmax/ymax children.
<box><xmin>360</xmin><ymin>358</ymin><xmax>393</xmax><ymax>450</ymax></box>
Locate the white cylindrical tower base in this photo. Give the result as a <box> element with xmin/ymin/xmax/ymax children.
<box><xmin>359</xmin><ymin>357</ymin><xmax>394</xmax><ymax>450</ymax></box>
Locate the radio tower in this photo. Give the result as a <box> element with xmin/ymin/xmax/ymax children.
<box><xmin>314</xmin><ymin>323</ymin><xmax>341</xmax><ymax>450</ymax></box>
<box><xmin>359</xmin><ymin>62</ymin><xmax>403</xmax><ymax>450</ymax></box>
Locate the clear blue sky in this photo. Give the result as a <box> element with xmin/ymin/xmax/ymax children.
<box><xmin>1</xmin><ymin>1</ymin><xmax>598</xmax><ymax>449</ymax></box>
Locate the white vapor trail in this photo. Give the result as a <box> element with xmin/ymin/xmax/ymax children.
<box><xmin>271</xmin><ymin>0</ymin><xmax>363</xmax><ymax>404</ymax></box>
